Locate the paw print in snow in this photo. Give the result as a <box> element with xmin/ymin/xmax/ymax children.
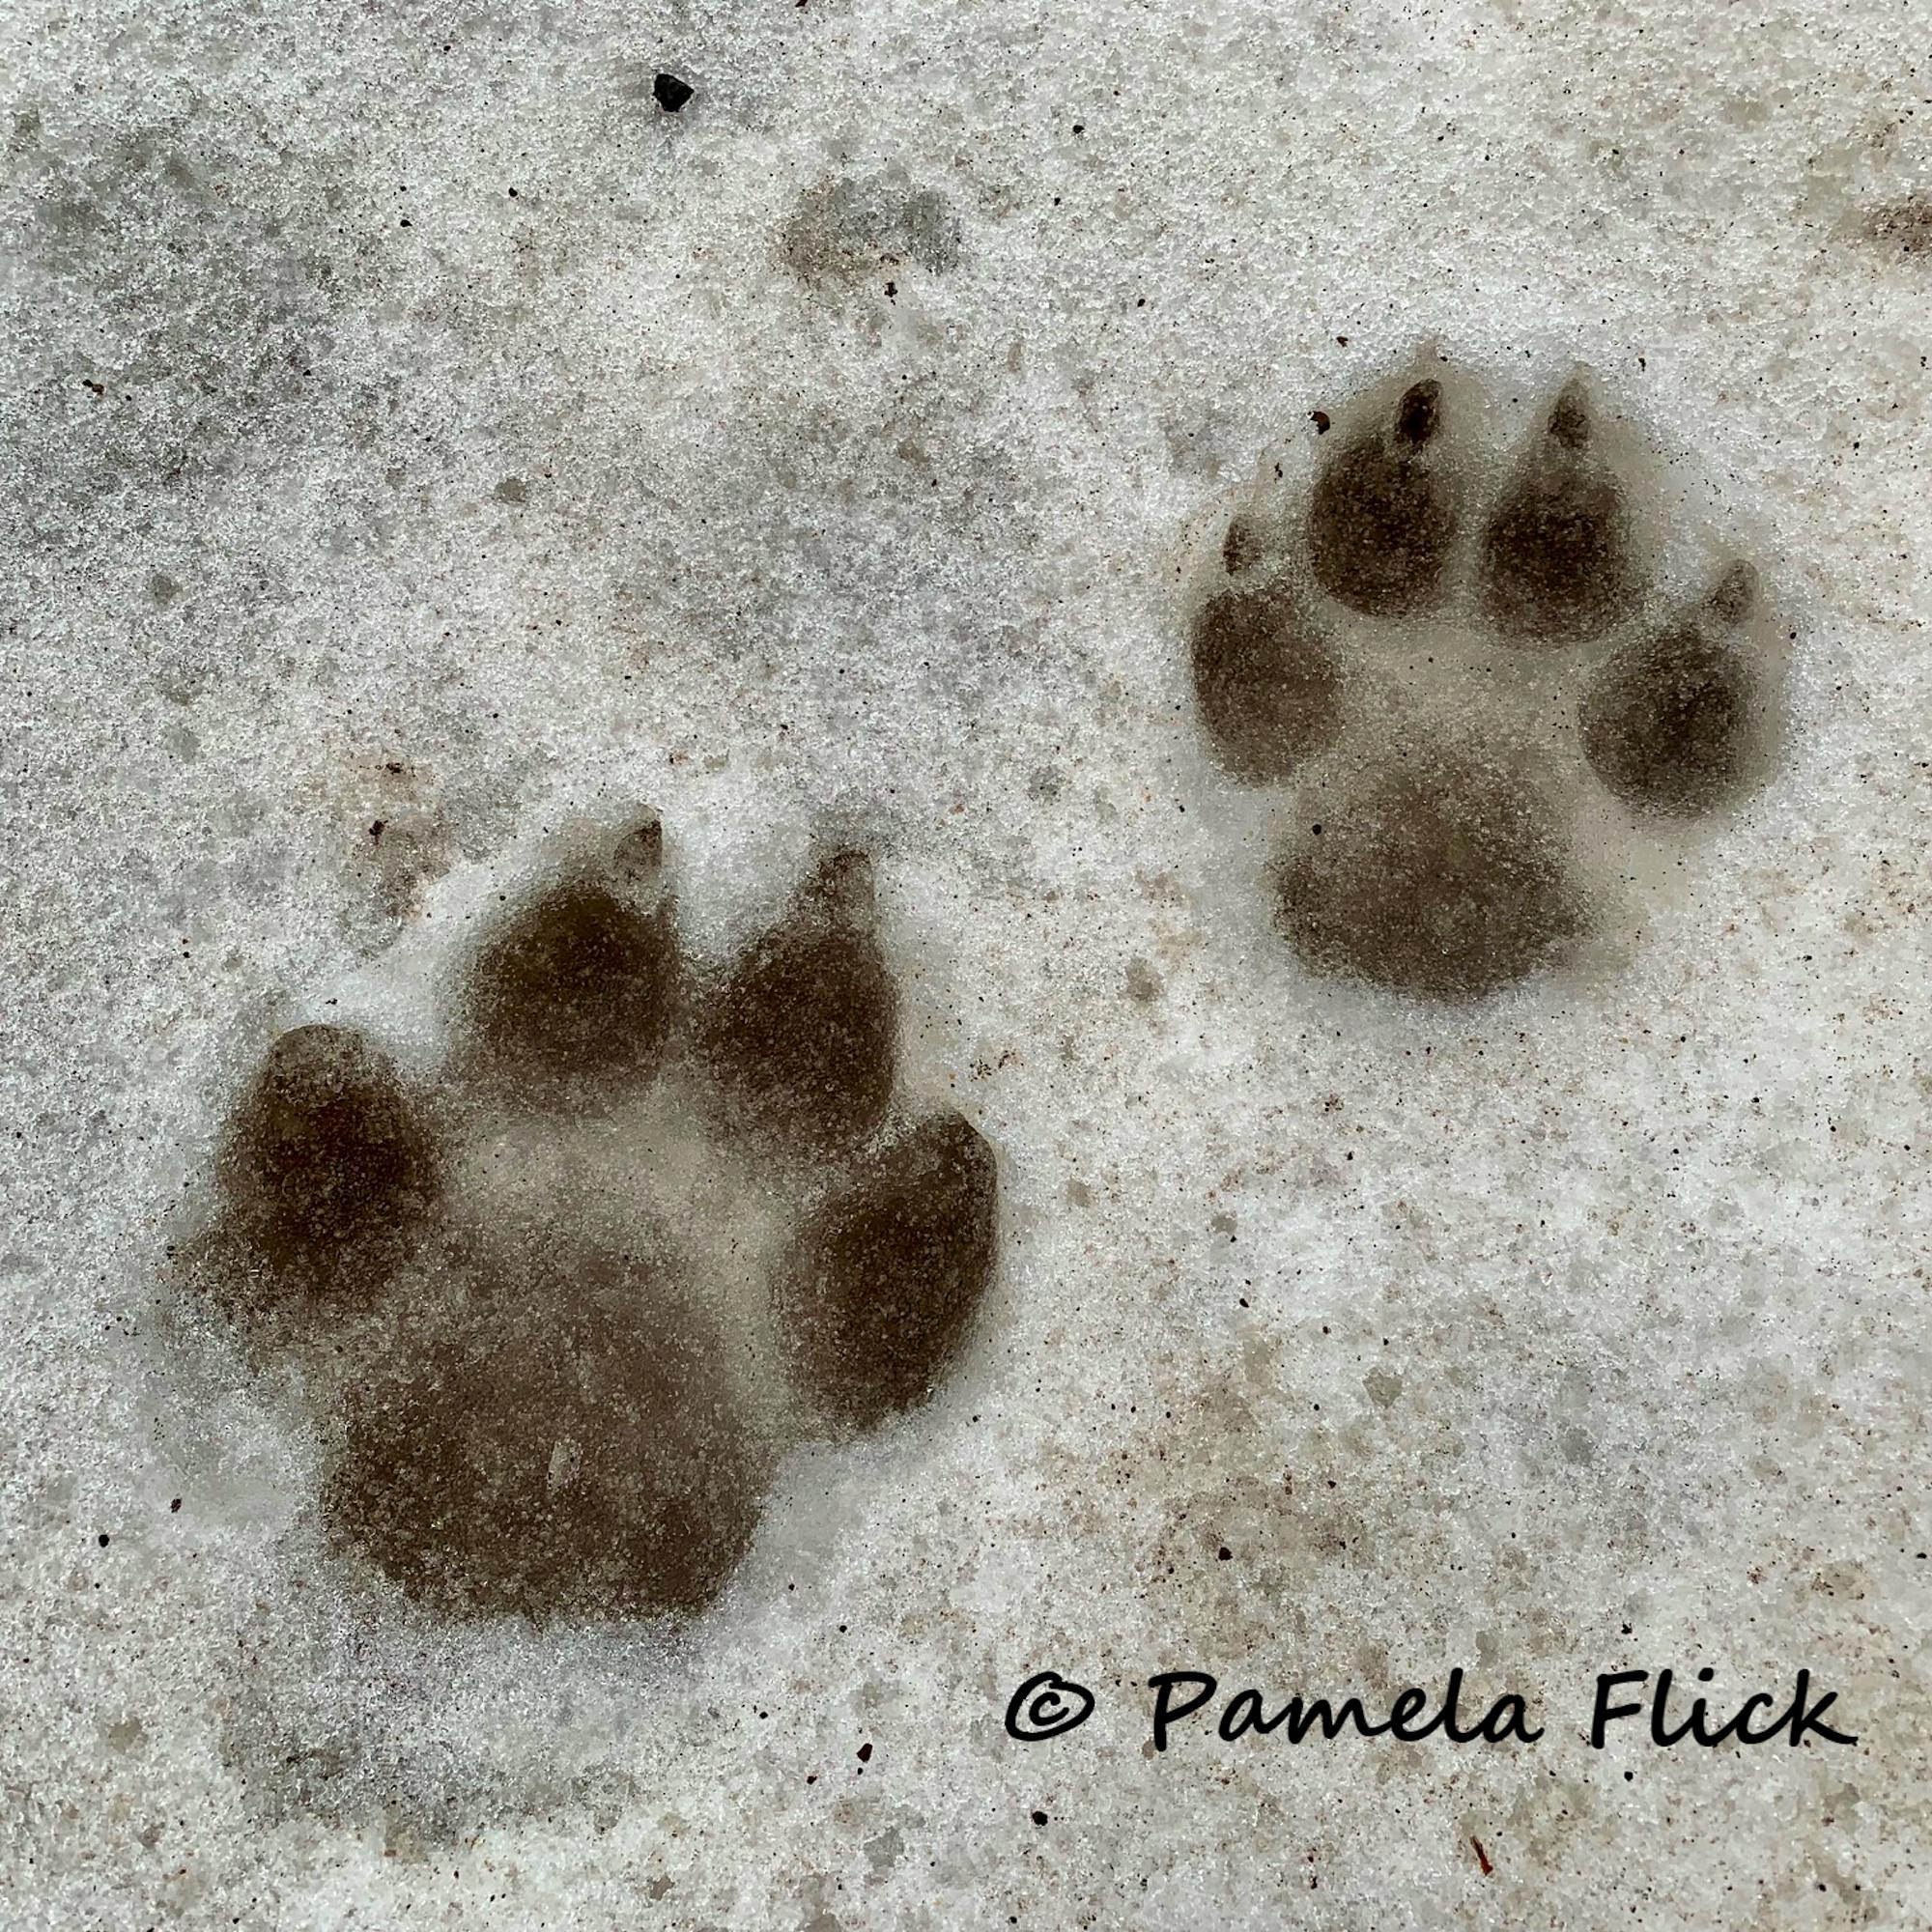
<box><xmin>178</xmin><ymin>815</ymin><xmax>998</xmax><ymax>1623</ymax></box>
<box><xmin>1191</xmin><ymin>364</ymin><xmax>1787</xmax><ymax>1000</ymax></box>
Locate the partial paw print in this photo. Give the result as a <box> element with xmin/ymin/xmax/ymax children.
<box><xmin>1189</xmin><ymin>362</ymin><xmax>1789</xmax><ymax>1000</ymax></box>
<box><xmin>173</xmin><ymin>814</ymin><xmax>998</xmax><ymax>1624</ymax></box>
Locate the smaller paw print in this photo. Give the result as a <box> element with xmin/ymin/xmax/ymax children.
<box><xmin>1190</xmin><ymin>365</ymin><xmax>1788</xmax><ymax>1000</ymax></box>
<box><xmin>177</xmin><ymin>814</ymin><xmax>998</xmax><ymax>1623</ymax></box>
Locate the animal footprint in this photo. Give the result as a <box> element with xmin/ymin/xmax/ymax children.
<box><xmin>175</xmin><ymin>814</ymin><xmax>998</xmax><ymax>1624</ymax></box>
<box><xmin>1190</xmin><ymin>364</ymin><xmax>1787</xmax><ymax>1000</ymax></box>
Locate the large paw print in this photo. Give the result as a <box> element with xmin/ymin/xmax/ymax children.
<box><xmin>176</xmin><ymin>815</ymin><xmax>998</xmax><ymax>1623</ymax></box>
<box><xmin>1191</xmin><ymin>365</ymin><xmax>1787</xmax><ymax>1000</ymax></box>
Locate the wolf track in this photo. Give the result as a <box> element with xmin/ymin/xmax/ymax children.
<box><xmin>1189</xmin><ymin>364</ymin><xmax>1787</xmax><ymax>1001</ymax></box>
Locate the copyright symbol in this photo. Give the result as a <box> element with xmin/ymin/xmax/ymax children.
<box><xmin>1004</xmin><ymin>1669</ymin><xmax>1095</xmax><ymax>1742</ymax></box>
